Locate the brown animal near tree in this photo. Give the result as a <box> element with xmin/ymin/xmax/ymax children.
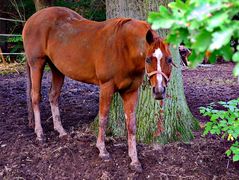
<box><xmin>179</xmin><ymin>45</ymin><xmax>191</xmax><ymax>66</ymax></box>
<box><xmin>22</xmin><ymin>7</ymin><xmax>174</xmax><ymax>172</ymax></box>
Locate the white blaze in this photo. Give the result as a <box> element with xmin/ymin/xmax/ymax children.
<box><xmin>152</xmin><ymin>48</ymin><xmax>163</xmax><ymax>86</ymax></box>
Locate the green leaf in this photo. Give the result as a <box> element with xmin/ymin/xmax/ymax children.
<box><xmin>192</xmin><ymin>30</ymin><xmax>212</xmax><ymax>52</ymax></box>
<box><xmin>188</xmin><ymin>2</ymin><xmax>221</xmax><ymax>21</ymax></box>
<box><xmin>211</xmin><ymin>114</ymin><xmax>219</xmax><ymax>121</ymax></box>
<box><xmin>232</xmin><ymin>52</ymin><xmax>239</xmax><ymax>62</ymax></box>
<box><xmin>188</xmin><ymin>20</ymin><xmax>202</xmax><ymax>30</ymax></box>
<box><xmin>168</xmin><ymin>0</ymin><xmax>188</xmax><ymax>11</ymax></box>
<box><xmin>199</xmin><ymin>108</ymin><xmax>206</xmax><ymax>114</ymax></box>
<box><xmin>226</xmin><ymin>149</ymin><xmax>232</xmax><ymax>156</ymax></box>
<box><xmin>188</xmin><ymin>51</ymin><xmax>204</xmax><ymax>67</ymax></box>
<box><xmin>208</xmin><ymin>51</ymin><xmax>217</xmax><ymax>64</ymax></box>
<box><xmin>222</xmin><ymin>126</ymin><xmax>229</xmax><ymax>131</ymax></box>
<box><xmin>233</xmin><ymin>63</ymin><xmax>239</xmax><ymax>76</ymax></box>
<box><xmin>206</xmin><ymin>12</ymin><xmax>228</xmax><ymax>32</ymax></box>
<box><xmin>209</xmin><ymin>28</ymin><xmax>233</xmax><ymax>50</ymax></box>
<box><xmin>233</xmin><ymin>155</ymin><xmax>239</xmax><ymax>162</ymax></box>
<box><xmin>218</xmin><ymin>101</ymin><xmax>226</xmax><ymax>105</ymax></box>
<box><xmin>148</xmin><ymin>12</ymin><xmax>160</xmax><ymax>23</ymax></box>
<box><xmin>228</xmin><ymin>105</ymin><xmax>235</xmax><ymax>112</ymax></box>
<box><xmin>159</xmin><ymin>5</ymin><xmax>171</xmax><ymax>18</ymax></box>
<box><xmin>148</xmin><ymin>10</ymin><xmax>176</xmax><ymax>30</ymax></box>
<box><xmin>219</xmin><ymin>120</ymin><xmax>227</xmax><ymax>126</ymax></box>
<box><xmin>166</xmin><ymin>33</ymin><xmax>179</xmax><ymax>45</ymax></box>
<box><xmin>220</xmin><ymin>45</ymin><xmax>233</xmax><ymax>61</ymax></box>
<box><xmin>203</xmin><ymin>129</ymin><xmax>209</xmax><ymax>136</ymax></box>
<box><xmin>151</xmin><ymin>18</ymin><xmax>175</xmax><ymax>30</ymax></box>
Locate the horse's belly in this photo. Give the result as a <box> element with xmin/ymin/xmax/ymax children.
<box><xmin>51</xmin><ymin>59</ymin><xmax>99</xmax><ymax>85</ymax></box>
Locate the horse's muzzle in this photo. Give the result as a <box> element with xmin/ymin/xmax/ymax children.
<box><xmin>152</xmin><ymin>86</ymin><xmax>166</xmax><ymax>100</ymax></box>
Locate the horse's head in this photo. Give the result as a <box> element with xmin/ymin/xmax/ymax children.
<box><xmin>145</xmin><ymin>30</ymin><xmax>175</xmax><ymax>100</ymax></box>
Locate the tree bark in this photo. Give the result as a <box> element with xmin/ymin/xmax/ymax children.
<box><xmin>33</xmin><ymin>0</ymin><xmax>53</xmax><ymax>11</ymax></box>
<box><xmin>94</xmin><ymin>0</ymin><xmax>199</xmax><ymax>143</ymax></box>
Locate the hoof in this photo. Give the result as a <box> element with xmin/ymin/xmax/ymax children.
<box><xmin>99</xmin><ymin>153</ymin><xmax>111</xmax><ymax>161</ymax></box>
<box><xmin>36</xmin><ymin>136</ymin><xmax>46</xmax><ymax>145</ymax></box>
<box><xmin>130</xmin><ymin>162</ymin><xmax>143</xmax><ymax>173</ymax></box>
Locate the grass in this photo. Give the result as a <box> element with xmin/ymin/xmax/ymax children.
<box><xmin>0</xmin><ymin>62</ymin><xmax>51</xmax><ymax>75</ymax></box>
<box><xmin>0</xmin><ymin>62</ymin><xmax>25</xmax><ymax>75</ymax></box>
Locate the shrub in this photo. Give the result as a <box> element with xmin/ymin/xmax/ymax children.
<box><xmin>200</xmin><ymin>98</ymin><xmax>239</xmax><ymax>161</ymax></box>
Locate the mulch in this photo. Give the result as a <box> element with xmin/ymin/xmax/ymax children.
<box><xmin>0</xmin><ymin>62</ymin><xmax>239</xmax><ymax>179</ymax></box>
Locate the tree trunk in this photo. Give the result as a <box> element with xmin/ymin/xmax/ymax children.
<box><xmin>33</xmin><ymin>0</ymin><xmax>53</xmax><ymax>11</ymax></box>
<box><xmin>94</xmin><ymin>0</ymin><xmax>199</xmax><ymax>143</ymax></box>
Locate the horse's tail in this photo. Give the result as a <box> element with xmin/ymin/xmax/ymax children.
<box><xmin>26</xmin><ymin>61</ymin><xmax>34</xmax><ymax>128</ymax></box>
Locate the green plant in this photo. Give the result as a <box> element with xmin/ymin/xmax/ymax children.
<box><xmin>199</xmin><ymin>98</ymin><xmax>239</xmax><ymax>161</ymax></box>
<box><xmin>148</xmin><ymin>0</ymin><xmax>239</xmax><ymax>76</ymax></box>
<box><xmin>7</xmin><ymin>36</ymin><xmax>23</xmax><ymax>53</ymax></box>
<box><xmin>7</xmin><ymin>36</ymin><xmax>25</xmax><ymax>63</ymax></box>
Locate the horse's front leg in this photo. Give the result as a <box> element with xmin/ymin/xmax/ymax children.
<box><xmin>96</xmin><ymin>82</ymin><xmax>114</xmax><ymax>160</ymax></box>
<box><xmin>120</xmin><ymin>89</ymin><xmax>142</xmax><ymax>172</ymax></box>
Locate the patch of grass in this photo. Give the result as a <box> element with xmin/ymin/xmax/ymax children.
<box><xmin>0</xmin><ymin>62</ymin><xmax>52</xmax><ymax>75</ymax></box>
<box><xmin>0</xmin><ymin>63</ymin><xmax>25</xmax><ymax>75</ymax></box>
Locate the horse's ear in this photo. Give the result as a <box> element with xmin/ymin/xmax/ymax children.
<box><xmin>146</xmin><ymin>30</ymin><xmax>154</xmax><ymax>45</ymax></box>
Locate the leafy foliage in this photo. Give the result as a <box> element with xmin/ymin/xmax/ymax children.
<box><xmin>199</xmin><ymin>98</ymin><xmax>239</xmax><ymax>161</ymax></box>
<box><xmin>7</xmin><ymin>36</ymin><xmax>25</xmax><ymax>63</ymax></box>
<box><xmin>1</xmin><ymin>0</ymin><xmax>106</xmax><ymax>63</ymax></box>
<box><xmin>54</xmin><ymin>0</ymin><xmax>106</xmax><ymax>21</ymax></box>
<box><xmin>7</xmin><ymin>36</ymin><xmax>23</xmax><ymax>53</ymax></box>
<box><xmin>148</xmin><ymin>0</ymin><xmax>239</xmax><ymax>75</ymax></box>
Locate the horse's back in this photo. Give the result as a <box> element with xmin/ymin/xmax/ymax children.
<box><xmin>22</xmin><ymin>7</ymin><xmax>84</xmax><ymax>57</ymax></box>
<box><xmin>23</xmin><ymin>7</ymin><xmax>153</xmax><ymax>86</ymax></box>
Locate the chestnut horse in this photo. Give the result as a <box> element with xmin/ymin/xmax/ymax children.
<box><xmin>22</xmin><ymin>7</ymin><xmax>173</xmax><ymax>172</ymax></box>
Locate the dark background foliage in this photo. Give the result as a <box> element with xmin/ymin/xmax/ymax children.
<box><xmin>0</xmin><ymin>0</ymin><xmax>106</xmax><ymax>62</ymax></box>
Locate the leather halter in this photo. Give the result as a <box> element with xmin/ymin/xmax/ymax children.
<box><xmin>145</xmin><ymin>55</ymin><xmax>171</xmax><ymax>84</ymax></box>
<box><xmin>146</xmin><ymin>70</ymin><xmax>169</xmax><ymax>83</ymax></box>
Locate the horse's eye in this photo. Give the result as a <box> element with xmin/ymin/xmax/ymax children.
<box><xmin>167</xmin><ymin>57</ymin><xmax>172</xmax><ymax>64</ymax></box>
<box><xmin>146</xmin><ymin>57</ymin><xmax>152</xmax><ymax>64</ymax></box>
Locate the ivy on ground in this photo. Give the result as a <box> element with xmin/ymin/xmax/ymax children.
<box><xmin>200</xmin><ymin>98</ymin><xmax>239</xmax><ymax>161</ymax></box>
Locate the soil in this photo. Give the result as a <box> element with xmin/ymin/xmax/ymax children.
<box><xmin>0</xmin><ymin>62</ymin><xmax>239</xmax><ymax>179</ymax></box>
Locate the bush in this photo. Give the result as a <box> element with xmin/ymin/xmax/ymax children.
<box><xmin>200</xmin><ymin>98</ymin><xmax>239</xmax><ymax>161</ymax></box>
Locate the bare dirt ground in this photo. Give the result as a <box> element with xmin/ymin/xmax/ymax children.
<box><xmin>0</xmin><ymin>62</ymin><xmax>239</xmax><ymax>179</ymax></box>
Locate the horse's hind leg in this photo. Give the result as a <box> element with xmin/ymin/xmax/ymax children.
<box><xmin>48</xmin><ymin>62</ymin><xmax>67</xmax><ymax>138</ymax></box>
<box><xmin>26</xmin><ymin>63</ymin><xmax>34</xmax><ymax>128</ymax></box>
<box><xmin>28</xmin><ymin>57</ymin><xmax>46</xmax><ymax>142</ymax></box>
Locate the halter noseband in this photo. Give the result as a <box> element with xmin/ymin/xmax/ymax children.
<box><xmin>146</xmin><ymin>70</ymin><xmax>169</xmax><ymax>83</ymax></box>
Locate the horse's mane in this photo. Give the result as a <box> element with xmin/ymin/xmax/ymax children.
<box><xmin>153</xmin><ymin>37</ymin><xmax>165</xmax><ymax>47</ymax></box>
<box><xmin>114</xmin><ymin>18</ymin><xmax>132</xmax><ymax>26</ymax></box>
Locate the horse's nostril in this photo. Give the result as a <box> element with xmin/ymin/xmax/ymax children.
<box><xmin>153</xmin><ymin>87</ymin><xmax>156</xmax><ymax>94</ymax></box>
